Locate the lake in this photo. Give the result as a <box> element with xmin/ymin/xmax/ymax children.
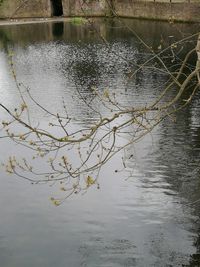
<box><xmin>0</xmin><ymin>18</ymin><xmax>200</xmax><ymax>267</ymax></box>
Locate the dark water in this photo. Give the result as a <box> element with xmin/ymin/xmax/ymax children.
<box><xmin>0</xmin><ymin>19</ymin><xmax>200</xmax><ymax>267</ymax></box>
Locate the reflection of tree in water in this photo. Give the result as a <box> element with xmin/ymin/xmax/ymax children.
<box><xmin>69</xmin><ymin>53</ymin><xmax>101</xmax><ymax>111</ymax></box>
<box><xmin>72</xmin><ymin>59</ymin><xmax>100</xmax><ymax>91</ymax></box>
<box><xmin>52</xmin><ymin>22</ymin><xmax>64</xmax><ymax>38</ymax></box>
<box><xmin>78</xmin><ymin>238</ymin><xmax>137</xmax><ymax>267</ymax></box>
<box><xmin>0</xmin><ymin>29</ymin><xmax>13</xmax><ymax>53</ymax></box>
<box><xmin>183</xmin><ymin>92</ymin><xmax>200</xmax><ymax>267</ymax></box>
<box><xmin>151</xmin><ymin>93</ymin><xmax>200</xmax><ymax>266</ymax></box>
<box><xmin>70</xmin><ymin>58</ymin><xmax>101</xmax><ymax>116</ymax></box>
<box><xmin>187</xmin><ymin>229</ymin><xmax>200</xmax><ymax>266</ymax></box>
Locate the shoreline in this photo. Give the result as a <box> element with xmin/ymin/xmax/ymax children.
<box><xmin>0</xmin><ymin>16</ymin><xmax>199</xmax><ymax>27</ymax></box>
<box><xmin>0</xmin><ymin>17</ymin><xmax>73</xmax><ymax>26</ymax></box>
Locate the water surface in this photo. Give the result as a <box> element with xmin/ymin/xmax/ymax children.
<box><xmin>0</xmin><ymin>19</ymin><xmax>200</xmax><ymax>267</ymax></box>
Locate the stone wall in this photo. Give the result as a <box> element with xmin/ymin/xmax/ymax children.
<box><xmin>0</xmin><ymin>0</ymin><xmax>200</xmax><ymax>22</ymax></box>
<box><xmin>62</xmin><ymin>0</ymin><xmax>110</xmax><ymax>17</ymax></box>
<box><xmin>113</xmin><ymin>0</ymin><xmax>200</xmax><ymax>23</ymax></box>
<box><xmin>0</xmin><ymin>0</ymin><xmax>51</xmax><ymax>18</ymax></box>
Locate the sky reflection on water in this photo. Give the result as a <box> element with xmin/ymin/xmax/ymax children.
<box><xmin>0</xmin><ymin>19</ymin><xmax>200</xmax><ymax>266</ymax></box>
